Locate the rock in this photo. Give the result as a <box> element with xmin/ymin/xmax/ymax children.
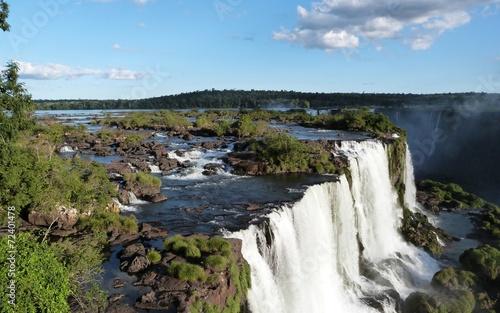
<box><xmin>106</xmin><ymin>163</ymin><xmax>132</xmax><ymax>176</ymax></box>
<box><xmin>106</xmin><ymin>303</ymin><xmax>139</xmax><ymax>313</ymax></box>
<box><xmin>28</xmin><ymin>206</ymin><xmax>79</xmax><ymax>230</ymax></box>
<box><xmin>181</xmin><ymin>133</ymin><xmax>194</xmax><ymax>141</ymax></box>
<box><xmin>120</xmin><ymin>255</ymin><xmax>150</xmax><ymax>273</ymax></box>
<box><xmin>119</xmin><ymin>243</ymin><xmax>146</xmax><ymax>260</ymax></box>
<box><xmin>203</xmin><ymin>163</ymin><xmax>225</xmax><ymax>176</ymax></box>
<box><xmin>158</xmin><ymin>157</ymin><xmax>179</xmax><ymax>172</ymax></box>
<box><xmin>199</xmin><ymin>141</ymin><xmax>223</xmax><ymax>150</ymax></box>
<box><xmin>93</xmin><ymin>144</ymin><xmax>114</xmax><ymax>156</ymax></box>
<box><xmin>149</xmin><ymin>193</ymin><xmax>168</xmax><ymax>203</ymax></box>
<box><xmin>106</xmin><ymin>201</ymin><xmax>121</xmax><ymax>213</ymax></box>
<box><xmin>118</xmin><ymin>190</ymin><xmax>129</xmax><ymax>205</ymax></box>
<box><xmin>108</xmin><ymin>293</ymin><xmax>125</xmax><ymax>303</ymax></box>
<box><xmin>151</xmin><ymin>148</ymin><xmax>165</xmax><ymax>159</ymax></box>
<box><xmin>113</xmin><ymin>278</ymin><xmax>127</xmax><ymax>289</ymax></box>
<box><xmin>246</xmin><ymin>203</ymin><xmax>261</xmax><ymax>211</ymax></box>
<box><xmin>140</xmin><ymin>223</ymin><xmax>169</xmax><ymax>240</ymax></box>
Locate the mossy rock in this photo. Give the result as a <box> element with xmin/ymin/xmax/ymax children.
<box><xmin>431</xmin><ymin>267</ymin><xmax>478</xmax><ymax>292</ymax></box>
<box><xmin>459</xmin><ymin>245</ymin><xmax>500</xmax><ymax>281</ymax></box>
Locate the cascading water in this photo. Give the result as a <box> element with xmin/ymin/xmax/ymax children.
<box><xmin>230</xmin><ymin>140</ymin><xmax>439</xmax><ymax>313</ymax></box>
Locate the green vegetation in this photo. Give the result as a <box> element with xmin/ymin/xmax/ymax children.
<box><xmin>34</xmin><ymin>89</ymin><xmax>497</xmax><ymax>110</ymax></box>
<box><xmin>0</xmin><ymin>61</ymin><xmax>35</xmax><ymax>144</ymax></box>
<box><xmin>477</xmin><ymin>207</ymin><xmax>500</xmax><ymax>245</ymax></box>
<box><xmin>431</xmin><ymin>267</ymin><xmax>479</xmax><ymax>291</ymax></box>
<box><xmin>418</xmin><ymin>180</ymin><xmax>499</xmax><ymax>210</ymax></box>
<box><xmin>206</xmin><ymin>255</ymin><xmax>228</xmax><ymax>270</ymax></box>
<box><xmin>305</xmin><ymin>107</ymin><xmax>406</xmax><ymax>139</ymax></box>
<box><xmin>459</xmin><ymin>245</ymin><xmax>500</xmax><ymax>281</ymax></box>
<box><xmin>76</xmin><ymin>210</ymin><xmax>138</xmax><ymax>234</ymax></box>
<box><xmin>163</xmin><ymin>235</ymin><xmax>250</xmax><ymax>312</ymax></box>
<box><xmin>167</xmin><ymin>261</ymin><xmax>207</xmax><ymax>282</ymax></box>
<box><xmin>124</xmin><ymin>171</ymin><xmax>162</xmax><ymax>188</ymax></box>
<box><xmin>404</xmin><ymin>290</ymin><xmax>476</xmax><ymax>313</ymax></box>
<box><xmin>146</xmin><ymin>250</ymin><xmax>162</xmax><ymax>264</ymax></box>
<box><xmin>0</xmin><ymin>233</ymin><xmax>71</xmax><ymax>313</ymax></box>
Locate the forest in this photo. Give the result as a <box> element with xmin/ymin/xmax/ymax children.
<box><xmin>34</xmin><ymin>90</ymin><xmax>499</xmax><ymax>110</ymax></box>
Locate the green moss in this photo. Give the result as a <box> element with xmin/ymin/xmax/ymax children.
<box><xmin>431</xmin><ymin>267</ymin><xmax>478</xmax><ymax>291</ymax></box>
<box><xmin>459</xmin><ymin>245</ymin><xmax>500</xmax><ymax>281</ymax></box>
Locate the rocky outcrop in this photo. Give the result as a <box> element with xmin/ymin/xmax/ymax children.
<box><xmin>111</xmin><ymin>235</ymin><xmax>250</xmax><ymax>313</ymax></box>
<box><xmin>28</xmin><ymin>206</ymin><xmax>79</xmax><ymax>230</ymax></box>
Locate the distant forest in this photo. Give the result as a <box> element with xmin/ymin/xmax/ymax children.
<box><xmin>34</xmin><ymin>90</ymin><xmax>500</xmax><ymax>110</ymax></box>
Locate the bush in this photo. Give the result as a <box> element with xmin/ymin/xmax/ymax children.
<box><xmin>0</xmin><ymin>233</ymin><xmax>71</xmax><ymax>313</ymax></box>
<box><xmin>124</xmin><ymin>171</ymin><xmax>162</xmax><ymax>187</ymax></box>
<box><xmin>146</xmin><ymin>250</ymin><xmax>162</xmax><ymax>264</ymax></box>
<box><xmin>168</xmin><ymin>261</ymin><xmax>206</xmax><ymax>282</ymax></box>
<box><xmin>208</xmin><ymin>236</ymin><xmax>232</xmax><ymax>255</ymax></box>
<box><xmin>205</xmin><ymin>255</ymin><xmax>228</xmax><ymax>270</ymax></box>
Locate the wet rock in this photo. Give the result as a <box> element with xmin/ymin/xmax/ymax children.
<box><xmin>106</xmin><ymin>163</ymin><xmax>132</xmax><ymax>176</ymax></box>
<box><xmin>140</xmin><ymin>223</ymin><xmax>169</xmax><ymax>240</ymax></box>
<box><xmin>120</xmin><ymin>255</ymin><xmax>150</xmax><ymax>273</ymax></box>
<box><xmin>119</xmin><ymin>243</ymin><xmax>146</xmax><ymax>260</ymax></box>
<box><xmin>113</xmin><ymin>278</ymin><xmax>127</xmax><ymax>289</ymax></box>
<box><xmin>246</xmin><ymin>203</ymin><xmax>261</xmax><ymax>211</ymax></box>
<box><xmin>158</xmin><ymin>157</ymin><xmax>179</xmax><ymax>172</ymax></box>
<box><xmin>199</xmin><ymin>141</ymin><xmax>223</xmax><ymax>150</ymax></box>
<box><xmin>106</xmin><ymin>303</ymin><xmax>139</xmax><ymax>313</ymax></box>
<box><xmin>118</xmin><ymin>190</ymin><xmax>130</xmax><ymax>205</ymax></box>
<box><xmin>108</xmin><ymin>293</ymin><xmax>125</xmax><ymax>303</ymax></box>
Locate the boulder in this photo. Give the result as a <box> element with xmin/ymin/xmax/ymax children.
<box><xmin>158</xmin><ymin>157</ymin><xmax>179</xmax><ymax>172</ymax></box>
<box><xmin>120</xmin><ymin>255</ymin><xmax>150</xmax><ymax>273</ymax></box>
<box><xmin>28</xmin><ymin>206</ymin><xmax>79</xmax><ymax>230</ymax></box>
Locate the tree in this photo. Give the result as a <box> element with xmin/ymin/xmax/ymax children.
<box><xmin>0</xmin><ymin>61</ymin><xmax>35</xmax><ymax>143</ymax></box>
<box><xmin>0</xmin><ymin>0</ymin><xmax>9</xmax><ymax>32</ymax></box>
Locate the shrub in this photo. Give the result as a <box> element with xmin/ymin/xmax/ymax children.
<box><xmin>185</xmin><ymin>244</ymin><xmax>202</xmax><ymax>259</ymax></box>
<box><xmin>168</xmin><ymin>261</ymin><xmax>206</xmax><ymax>282</ymax></box>
<box><xmin>205</xmin><ymin>255</ymin><xmax>228</xmax><ymax>270</ymax></box>
<box><xmin>0</xmin><ymin>233</ymin><xmax>71</xmax><ymax>313</ymax></box>
<box><xmin>146</xmin><ymin>250</ymin><xmax>162</xmax><ymax>264</ymax></box>
<box><xmin>208</xmin><ymin>236</ymin><xmax>232</xmax><ymax>255</ymax></box>
<box><xmin>124</xmin><ymin>171</ymin><xmax>162</xmax><ymax>187</ymax></box>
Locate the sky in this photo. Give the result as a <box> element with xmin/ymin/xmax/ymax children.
<box><xmin>0</xmin><ymin>0</ymin><xmax>499</xmax><ymax>100</ymax></box>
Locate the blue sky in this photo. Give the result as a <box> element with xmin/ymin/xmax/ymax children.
<box><xmin>0</xmin><ymin>0</ymin><xmax>499</xmax><ymax>100</ymax></box>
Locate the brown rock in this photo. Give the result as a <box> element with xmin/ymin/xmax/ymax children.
<box><xmin>28</xmin><ymin>206</ymin><xmax>79</xmax><ymax>230</ymax></box>
<box><xmin>106</xmin><ymin>303</ymin><xmax>139</xmax><ymax>313</ymax></box>
<box><xmin>120</xmin><ymin>255</ymin><xmax>150</xmax><ymax>273</ymax></box>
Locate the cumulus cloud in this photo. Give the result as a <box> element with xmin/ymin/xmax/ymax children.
<box><xmin>273</xmin><ymin>0</ymin><xmax>498</xmax><ymax>51</ymax></box>
<box><xmin>17</xmin><ymin>61</ymin><xmax>147</xmax><ymax>80</ymax></box>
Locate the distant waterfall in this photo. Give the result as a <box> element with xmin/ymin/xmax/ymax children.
<box><xmin>230</xmin><ymin>140</ymin><xmax>438</xmax><ymax>313</ymax></box>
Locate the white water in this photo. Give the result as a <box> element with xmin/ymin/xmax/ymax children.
<box><xmin>403</xmin><ymin>145</ymin><xmax>421</xmax><ymax>213</ymax></box>
<box><xmin>230</xmin><ymin>140</ymin><xmax>439</xmax><ymax>313</ymax></box>
<box><xmin>128</xmin><ymin>191</ymin><xmax>148</xmax><ymax>205</ymax></box>
<box><xmin>167</xmin><ymin>148</ymin><xmax>232</xmax><ymax>180</ymax></box>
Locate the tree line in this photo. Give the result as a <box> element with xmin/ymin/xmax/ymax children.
<box><xmin>34</xmin><ymin>90</ymin><xmax>499</xmax><ymax>110</ymax></box>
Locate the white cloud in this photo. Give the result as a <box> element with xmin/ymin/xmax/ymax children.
<box><xmin>112</xmin><ymin>43</ymin><xmax>135</xmax><ymax>52</ymax></box>
<box><xmin>17</xmin><ymin>61</ymin><xmax>147</xmax><ymax>80</ymax></box>
<box><xmin>136</xmin><ymin>22</ymin><xmax>146</xmax><ymax>28</ymax></box>
<box><xmin>132</xmin><ymin>0</ymin><xmax>149</xmax><ymax>5</ymax></box>
<box><xmin>274</xmin><ymin>0</ymin><xmax>499</xmax><ymax>52</ymax></box>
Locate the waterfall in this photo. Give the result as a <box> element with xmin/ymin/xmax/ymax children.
<box><xmin>128</xmin><ymin>191</ymin><xmax>147</xmax><ymax>204</ymax></box>
<box><xmin>229</xmin><ymin>140</ymin><xmax>439</xmax><ymax>313</ymax></box>
<box><xmin>403</xmin><ymin>145</ymin><xmax>421</xmax><ymax>213</ymax></box>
